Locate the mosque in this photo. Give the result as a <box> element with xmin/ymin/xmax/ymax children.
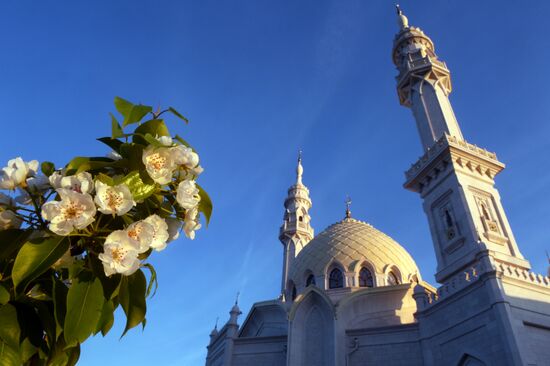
<box><xmin>205</xmin><ymin>7</ymin><xmax>550</xmax><ymax>366</ymax></box>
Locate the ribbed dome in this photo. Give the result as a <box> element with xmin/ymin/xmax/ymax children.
<box><xmin>288</xmin><ymin>217</ymin><xmax>420</xmax><ymax>286</ymax></box>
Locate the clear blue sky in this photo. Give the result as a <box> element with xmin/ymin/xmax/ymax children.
<box><xmin>1</xmin><ymin>1</ymin><xmax>549</xmax><ymax>365</ymax></box>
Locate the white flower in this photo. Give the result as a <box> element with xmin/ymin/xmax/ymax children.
<box><xmin>143</xmin><ymin>214</ymin><xmax>170</xmax><ymax>251</ymax></box>
<box><xmin>165</xmin><ymin>217</ymin><xmax>182</xmax><ymax>242</ymax></box>
<box><xmin>142</xmin><ymin>146</ymin><xmax>175</xmax><ymax>184</ymax></box>
<box><xmin>158</xmin><ymin>136</ymin><xmax>174</xmax><ymax>146</ymax></box>
<box><xmin>126</xmin><ymin>220</ymin><xmax>155</xmax><ymax>253</ymax></box>
<box><xmin>176</xmin><ymin>179</ymin><xmax>200</xmax><ymax>209</ymax></box>
<box><xmin>172</xmin><ymin>145</ymin><xmax>199</xmax><ymax>170</ymax></box>
<box><xmin>183</xmin><ymin>206</ymin><xmax>201</xmax><ymax>240</ymax></box>
<box><xmin>26</xmin><ymin>175</ymin><xmax>50</xmax><ymax>193</ymax></box>
<box><xmin>0</xmin><ymin>157</ymin><xmax>39</xmax><ymax>190</ymax></box>
<box><xmin>94</xmin><ymin>181</ymin><xmax>135</xmax><ymax>216</ymax></box>
<box><xmin>50</xmin><ymin>171</ymin><xmax>94</xmax><ymax>194</ymax></box>
<box><xmin>41</xmin><ymin>188</ymin><xmax>97</xmax><ymax>236</ymax></box>
<box><xmin>98</xmin><ymin>230</ymin><xmax>141</xmax><ymax>276</ymax></box>
<box><xmin>0</xmin><ymin>210</ymin><xmax>22</xmax><ymax>230</ymax></box>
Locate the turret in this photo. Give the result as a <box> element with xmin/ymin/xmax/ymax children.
<box><xmin>392</xmin><ymin>5</ymin><xmax>463</xmax><ymax>152</ymax></box>
<box><xmin>393</xmin><ymin>7</ymin><xmax>529</xmax><ymax>283</ymax></box>
<box><xmin>279</xmin><ymin>152</ymin><xmax>314</xmax><ymax>298</ymax></box>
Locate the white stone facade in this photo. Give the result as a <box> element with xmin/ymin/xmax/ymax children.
<box><xmin>205</xmin><ymin>7</ymin><xmax>550</xmax><ymax>366</ymax></box>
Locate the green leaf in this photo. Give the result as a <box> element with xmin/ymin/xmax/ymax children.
<box><xmin>110</xmin><ymin>113</ymin><xmax>124</xmax><ymax>138</ymax></box>
<box><xmin>53</xmin><ymin>279</ymin><xmax>68</xmax><ymax>340</ymax></box>
<box><xmin>0</xmin><ymin>340</ymin><xmax>21</xmax><ymax>366</ymax></box>
<box><xmin>95</xmin><ymin>300</ymin><xmax>114</xmax><ymax>337</ymax></box>
<box><xmin>95</xmin><ymin>173</ymin><xmax>115</xmax><ymax>186</ymax></box>
<box><xmin>0</xmin><ymin>304</ymin><xmax>20</xmax><ymax>349</ymax></box>
<box><xmin>0</xmin><ymin>229</ymin><xmax>32</xmax><ymax>261</ymax></box>
<box><xmin>119</xmin><ymin>270</ymin><xmax>147</xmax><ymax>337</ymax></box>
<box><xmin>12</xmin><ymin>235</ymin><xmax>69</xmax><ymax>294</ymax></box>
<box><xmin>65</xmin><ymin>156</ymin><xmax>114</xmax><ymax>175</ymax></box>
<box><xmin>114</xmin><ymin>97</ymin><xmax>152</xmax><ymax>127</ymax></box>
<box><xmin>0</xmin><ymin>284</ymin><xmax>10</xmax><ymax>305</ymax></box>
<box><xmin>142</xmin><ymin>263</ymin><xmax>158</xmax><ymax>298</ymax></box>
<box><xmin>197</xmin><ymin>183</ymin><xmax>213</xmax><ymax>226</ymax></box>
<box><xmin>41</xmin><ymin>161</ymin><xmax>55</xmax><ymax>177</ymax></box>
<box><xmin>19</xmin><ymin>338</ymin><xmax>37</xmax><ymax>363</ymax></box>
<box><xmin>116</xmin><ymin>171</ymin><xmax>157</xmax><ymax>202</ymax></box>
<box><xmin>167</xmin><ymin>107</ymin><xmax>189</xmax><ymax>124</ymax></box>
<box><xmin>132</xmin><ymin>119</ymin><xmax>170</xmax><ymax>146</ymax></box>
<box><xmin>97</xmin><ymin>137</ymin><xmax>123</xmax><ymax>152</ymax></box>
<box><xmin>63</xmin><ymin>275</ymin><xmax>104</xmax><ymax>347</ymax></box>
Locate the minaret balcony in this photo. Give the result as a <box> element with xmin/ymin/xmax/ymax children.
<box><xmin>395</xmin><ymin>56</ymin><xmax>448</xmax><ymax>85</ymax></box>
<box><xmin>404</xmin><ymin>134</ymin><xmax>504</xmax><ymax>194</ymax></box>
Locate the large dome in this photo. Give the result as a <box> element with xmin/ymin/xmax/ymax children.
<box><xmin>288</xmin><ymin>217</ymin><xmax>420</xmax><ymax>288</ymax></box>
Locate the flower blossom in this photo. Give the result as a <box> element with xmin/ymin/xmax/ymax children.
<box><xmin>50</xmin><ymin>171</ymin><xmax>94</xmax><ymax>194</ymax></box>
<box><xmin>176</xmin><ymin>179</ymin><xmax>200</xmax><ymax>210</ymax></box>
<box><xmin>0</xmin><ymin>157</ymin><xmax>39</xmax><ymax>190</ymax></box>
<box><xmin>94</xmin><ymin>181</ymin><xmax>135</xmax><ymax>216</ymax></box>
<box><xmin>173</xmin><ymin>145</ymin><xmax>199</xmax><ymax>170</ymax></box>
<box><xmin>98</xmin><ymin>230</ymin><xmax>141</xmax><ymax>276</ymax></box>
<box><xmin>41</xmin><ymin>188</ymin><xmax>97</xmax><ymax>235</ymax></box>
<box><xmin>126</xmin><ymin>220</ymin><xmax>155</xmax><ymax>253</ymax></box>
<box><xmin>165</xmin><ymin>217</ymin><xmax>182</xmax><ymax>243</ymax></box>
<box><xmin>143</xmin><ymin>214</ymin><xmax>170</xmax><ymax>251</ymax></box>
<box><xmin>142</xmin><ymin>146</ymin><xmax>175</xmax><ymax>185</ymax></box>
<box><xmin>183</xmin><ymin>206</ymin><xmax>201</xmax><ymax>240</ymax></box>
<box><xmin>0</xmin><ymin>210</ymin><xmax>22</xmax><ymax>230</ymax></box>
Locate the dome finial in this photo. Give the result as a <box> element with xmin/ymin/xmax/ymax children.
<box><xmin>345</xmin><ymin>195</ymin><xmax>352</xmax><ymax>219</ymax></box>
<box><xmin>395</xmin><ymin>4</ymin><xmax>409</xmax><ymax>29</ymax></box>
<box><xmin>234</xmin><ymin>291</ymin><xmax>240</xmax><ymax>306</ymax></box>
<box><xmin>296</xmin><ymin>150</ymin><xmax>303</xmax><ymax>184</ymax></box>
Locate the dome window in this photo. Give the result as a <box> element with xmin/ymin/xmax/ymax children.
<box><xmin>306</xmin><ymin>274</ymin><xmax>316</xmax><ymax>287</ymax></box>
<box><xmin>387</xmin><ymin>271</ymin><xmax>400</xmax><ymax>286</ymax></box>
<box><xmin>359</xmin><ymin>267</ymin><xmax>374</xmax><ymax>287</ymax></box>
<box><xmin>329</xmin><ymin>268</ymin><xmax>344</xmax><ymax>289</ymax></box>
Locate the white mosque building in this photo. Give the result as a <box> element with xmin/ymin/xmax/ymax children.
<box><xmin>205</xmin><ymin>7</ymin><xmax>550</xmax><ymax>366</ymax></box>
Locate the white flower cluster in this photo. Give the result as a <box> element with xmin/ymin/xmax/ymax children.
<box><xmin>0</xmin><ymin>140</ymin><xmax>205</xmax><ymax>277</ymax></box>
<box><xmin>99</xmin><ymin>214</ymin><xmax>170</xmax><ymax>276</ymax></box>
<box><xmin>142</xmin><ymin>137</ymin><xmax>203</xmax><ymax>239</ymax></box>
<box><xmin>0</xmin><ymin>158</ymin><xmax>45</xmax><ymax>230</ymax></box>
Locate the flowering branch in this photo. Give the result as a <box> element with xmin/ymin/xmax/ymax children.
<box><xmin>0</xmin><ymin>97</ymin><xmax>212</xmax><ymax>365</ymax></box>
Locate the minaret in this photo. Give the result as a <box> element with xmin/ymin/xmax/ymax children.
<box><xmin>279</xmin><ymin>152</ymin><xmax>314</xmax><ymax>297</ymax></box>
<box><xmin>392</xmin><ymin>7</ymin><xmax>530</xmax><ymax>283</ymax></box>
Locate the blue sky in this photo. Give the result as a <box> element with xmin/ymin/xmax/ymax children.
<box><xmin>1</xmin><ymin>1</ymin><xmax>550</xmax><ymax>365</ymax></box>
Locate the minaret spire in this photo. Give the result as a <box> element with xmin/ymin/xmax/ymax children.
<box><xmin>392</xmin><ymin>7</ymin><xmax>462</xmax><ymax>151</ymax></box>
<box><xmin>296</xmin><ymin>150</ymin><xmax>303</xmax><ymax>185</ymax></box>
<box><xmin>394</xmin><ymin>9</ymin><xmax>529</xmax><ymax>283</ymax></box>
<box><xmin>345</xmin><ymin>196</ymin><xmax>352</xmax><ymax>219</ymax></box>
<box><xmin>395</xmin><ymin>4</ymin><xmax>409</xmax><ymax>29</ymax></box>
<box><xmin>279</xmin><ymin>152</ymin><xmax>314</xmax><ymax>299</ymax></box>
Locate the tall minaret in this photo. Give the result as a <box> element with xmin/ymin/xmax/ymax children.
<box><xmin>392</xmin><ymin>7</ymin><xmax>530</xmax><ymax>283</ymax></box>
<box><xmin>279</xmin><ymin>152</ymin><xmax>314</xmax><ymax>297</ymax></box>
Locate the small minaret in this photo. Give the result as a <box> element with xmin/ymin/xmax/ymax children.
<box><xmin>393</xmin><ymin>5</ymin><xmax>463</xmax><ymax>152</ymax></box>
<box><xmin>392</xmin><ymin>7</ymin><xmax>530</xmax><ymax>283</ymax></box>
<box><xmin>279</xmin><ymin>152</ymin><xmax>314</xmax><ymax>297</ymax></box>
<box><xmin>208</xmin><ymin>318</ymin><xmax>219</xmax><ymax>345</ymax></box>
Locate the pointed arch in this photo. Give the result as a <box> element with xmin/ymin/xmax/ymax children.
<box><xmin>324</xmin><ymin>260</ymin><xmax>346</xmax><ymax>289</ymax></box>
<box><xmin>383</xmin><ymin>264</ymin><xmax>403</xmax><ymax>286</ymax></box>
<box><xmin>287</xmin><ymin>287</ymin><xmax>335</xmax><ymax>366</ymax></box>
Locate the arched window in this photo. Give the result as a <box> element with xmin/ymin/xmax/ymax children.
<box><xmin>358</xmin><ymin>267</ymin><xmax>374</xmax><ymax>287</ymax></box>
<box><xmin>387</xmin><ymin>271</ymin><xmax>400</xmax><ymax>286</ymax></box>
<box><xmin>291</xmin><ymin>285</ymin><xmax>297</xmax><ymax>301</ymax></box>
<box><xmin>299</xmin><ymin>216</ymin><xmax>303</xmax><ymax>222</ymax></box>
<box><xmin>329</xmin><ymin>268</ymin><xmax>344</xmax><ymax>289</ymax></box>
<box><xmin>306</xmin><ymin>274</ymin><xmax>316</xmax><ymax>287</ymax></box>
